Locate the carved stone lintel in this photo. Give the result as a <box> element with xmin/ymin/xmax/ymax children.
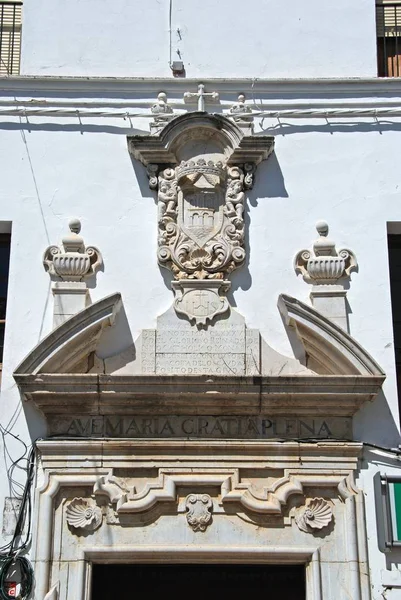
<box><xmin>185</xmin><ymin>494</ymin><xmax>213</xmax><ymax>531</ymax></box>
<box><xmin>295</xmin><ymin>497</ymin><xmax>333</xmax><ymax>533</ymax></box>
<box><xmin>172</xmin><ymin>280</ymin><xmax>230</xmax><ymax>327</ymax></box>
<box><xmin>66</xmin><ymin>497</ymin><xmax>102</xmax><ymax>532</ymax></box>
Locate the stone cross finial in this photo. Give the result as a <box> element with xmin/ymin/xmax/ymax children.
<box><xmin>183</xmin><ymin>83</ymin><xmax>219</xmax><ymax>112</ymax></box>
<box><xmin>43</xmin><ymin>219</ymin><xmax>103</xmax><ymax>327</ymax></box>
<box><xmin>294</xmin><ymin>221</ymin><xmax>358</xmax><ymax>332</ymax></box>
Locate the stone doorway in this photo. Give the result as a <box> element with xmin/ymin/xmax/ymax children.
<box><xmin>91</xmin><ymin>564</ymin><xmax>306</xmax><ymax>600</ymax></box>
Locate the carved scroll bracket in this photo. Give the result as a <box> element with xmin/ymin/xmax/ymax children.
<box><xmin>128</xmin><ymin>113</ymin><xmax>274</xmax><ymax>326</ymax></box>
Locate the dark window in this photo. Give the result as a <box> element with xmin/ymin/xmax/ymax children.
<box><xmin>388</xmin><ymin>234</ymin><xmax>401</xmax><ymax>419</ymax></box>
<box><xmin>376</xmin><ymin>2</ymin><xmax>401</xmax><ymax>76</ymax></box>
<box><xmin>0</xmin><ymin>233</ymin><xmax>11</xmax><ymax>367</ymax></box>
<box><xmin>91</xmin><ymin>564</ymin><xmax>306</xmax><ymax>600</ymax></box>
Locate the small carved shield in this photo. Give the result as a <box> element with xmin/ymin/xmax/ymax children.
<box><xmin>179</xmin><ymin>190</ymin><xmax>224</xmax><ymax>247</ymax></box>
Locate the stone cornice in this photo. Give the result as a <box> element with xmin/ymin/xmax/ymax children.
<box><xmin>14</xmin><ymin>373</ymin><xmax>384</xmax><ymax>417</ymax></box>
<box><xmin>2</xmin><ymin>76</ymin><xmax>401</xmax><ymax>97</ymax></box>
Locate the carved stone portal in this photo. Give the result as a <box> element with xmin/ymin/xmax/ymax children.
<box><xmin>128</xmin><ymin>112</ymin><xmax>274</xmax><ymax>325</ymax></box>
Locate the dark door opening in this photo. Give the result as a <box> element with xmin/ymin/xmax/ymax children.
<box><xmin>91</xmin><ymin>564</ymin><xmax>306</xmax><ymax>600</ymax></box>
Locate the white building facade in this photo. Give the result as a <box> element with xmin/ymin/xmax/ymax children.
<box><xmin>1</xmin><ymin>0</ymin><xmax>401</xmax><ymax>598</ymax></box>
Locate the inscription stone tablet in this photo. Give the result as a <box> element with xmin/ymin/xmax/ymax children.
<box><xmin>48</xmin><ymin>415</ymin><xmax>352</xmax><ymax>440</ymax></box>
<box><xmin>140</xmin><ymin>306</ymin><xmax>261</xmax><ymax>376</ymax></box>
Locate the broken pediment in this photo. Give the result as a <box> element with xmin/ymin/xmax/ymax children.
<box><xmin>128</xmin><ymin>112</ymin><xmax>274</xmax><ymax>326</ymax></box>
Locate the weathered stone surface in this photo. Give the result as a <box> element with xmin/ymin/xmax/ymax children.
<box><xmin>156</xmin><ymin>328</ymin><xmax>245</xmax><ymax>353</ymax></box>
<box><xmin>156</xmin><ymin>352</ymin><xmax>245</xmax><ymax>375</ymax></box>
<box><xmin>141</xmin><ymin>329</ymin><xmax>156</xmax><ymax>374</ymax></box>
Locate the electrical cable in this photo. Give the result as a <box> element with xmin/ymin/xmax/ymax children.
<box><xmin>0</xmin><ymin>426</ymin><xmax>35</xmax><ymax>599</ymax></box>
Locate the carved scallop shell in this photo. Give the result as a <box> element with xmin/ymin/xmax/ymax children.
<box><xmin>295</xmin><ymin>498</ymin><xmax>333</xmax><ymax>533</ymax></box>
<box><xmin>66</xmin><ymin>498</ymin><xmax>102</xmax><ymax>531</ymax></box>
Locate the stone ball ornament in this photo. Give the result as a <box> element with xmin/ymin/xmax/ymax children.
<box><xmin>295</xmin><ymin>497</ymin><xmax>333</xmax><ymax>533</ymax></box>
<box><xmin>66</xmin><ymin>497</ymin><xmax>102</xmax><ymax>532</ymax></box>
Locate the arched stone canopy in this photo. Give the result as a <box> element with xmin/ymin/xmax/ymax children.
<box><xmin>127</xmin><ymin>111</ymin><xmax>274</xmax><ymax>166</ymax></box>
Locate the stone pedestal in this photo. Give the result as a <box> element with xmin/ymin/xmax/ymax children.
<box><xmin>310</xmin><ymin>285</ymin><xmax>348</xmax><ymax>332</ymax></box>
<box><xmin>52</xmin><ymin>282</ymin><xmax>89</xmax><ymax>327</ymax></box>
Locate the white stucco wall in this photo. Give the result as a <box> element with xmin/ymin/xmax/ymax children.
<box><xmin>21</xmin><ymin>0</ymin><xmax>378</xmax><ymax>78</ymax></box>
<box><xmin>0</xmin><ymin>76</ymin><xmax>401</xmax><ymax>600</ymax></box>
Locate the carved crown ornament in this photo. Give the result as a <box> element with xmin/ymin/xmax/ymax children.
<box><xmin>128</xmin><ymin>112</ymin><xmax>274</xmax><ymax>326</ymax></box>
<box><xmin>294</xmin><ymin>221</ymin><xmax>357</xmax><ymax>285</ymax></box>
<box><xmin>43</xmin><ymin>219</ymin><xmax>103</xmax><ymax>282</ymax></box>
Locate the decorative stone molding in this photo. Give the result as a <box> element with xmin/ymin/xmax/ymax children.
<box><xmin>128</xmin><ymin>112</ymin><xmax>273</xmax><ymax>325</ymax></box>
<box><xmin>150</xmin><ymin>91</ymin><xmax>174</xmax><ymax>134</ymax></box>
<box><xmin>43</xmin><ymin>219</ymin><xmax>103</xmax><ymax>283</ymax></box>
<box><xmin>294</xmin><ymin>221</ymin><xmax>357</xmax><ymax>331</ymax></box>
<box><xmin>295</xmin><ymin>498</ymin><xmax>333</xmax><ymax>533</ymax></box>
<box><xmin>228</xmin><ymin>93</ymin><xmax>254</xmax><ymax>132</ymax></box>
<box><xmin>185</xmin><ymin>493</ymin><xmax>213</xmax><ymax>531</ymax></box>
<box><xmin>65</xmin><ymin>497</ymin><xmax>102</xmax><ymax>532</ymax></box>
<box><xmin>94</xmin><ymin>469</ymin><xmax>307</xmax><ymax>516</ymax></box>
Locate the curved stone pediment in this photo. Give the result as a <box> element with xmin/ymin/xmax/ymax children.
<box><xmin>278</xmin><ymin>294</ymin><xmax>385</xmax><ymax>377</ymax></box>
<box><xmin>14</xmin><ymin>293</ymin><xmax>122</xmax><ymax>375</ymax></box>
<box><xmin>128</xmin><ymin>111</ymin><xmax>274</xmax><ymax>166</ymax></box>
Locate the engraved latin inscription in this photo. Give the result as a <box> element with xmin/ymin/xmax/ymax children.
<box><xmin>156</xmin><ymin>329</ymin><xmax>246</xmax><ymax>353</ymax></box>
<box><xmin>48</xmin><ymin>415</ymin><xmax>352</xmax><ymax>440</ymax></box>
<box><xmin>156</xmin><ymin>353</ymin><xmax>245</xmax><ymax>375</ymax></box>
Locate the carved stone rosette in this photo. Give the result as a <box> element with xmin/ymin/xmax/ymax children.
<box><xmin>66</xmin><ymin>497</ymin><xmax>102</xmax><ymax>532</ymax></box>
<box><xmin>128</xmin><ymin>112</ymin><xmax>274</xmax><ymax>325</ymax></box>
<box><xmin>185</xmin><ymin>494</ymin><xmax>213</xmax><ymax>531</ymax></box>
<box><xmin>295</xmin><ymin>497</ymin><xmax>333</xmax><ymax>533</ymax></box>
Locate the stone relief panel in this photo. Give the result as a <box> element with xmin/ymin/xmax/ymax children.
<box><xmin>128</xmin><ymin>112</ymin><xmax>274</xmax><ymax>326</ymax></box>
